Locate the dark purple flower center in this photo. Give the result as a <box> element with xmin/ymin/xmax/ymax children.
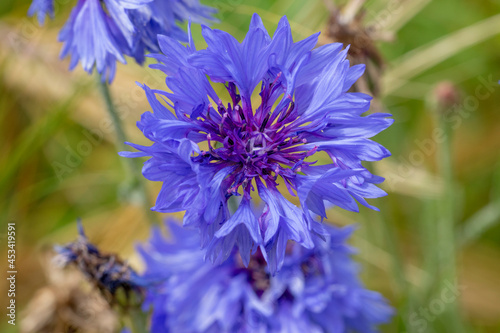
<box><xmin>193</xmin><ymin>74</ymin><xmax>317</xmax><ymax>195</ymax></box>
<box><xmin>233</xmin><ymin>249</ymin><xmax>270</xmax><ymax>297</ymax></box>
<box><xmin>232</xmin><ymin>244</ymin><xmax>324</xmax><ymax>298</ymax></box>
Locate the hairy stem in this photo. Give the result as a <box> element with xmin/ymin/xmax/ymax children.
<box><xmin>98</xmin><ymin>79</ymin><xmax>157</xmax><ymax>225</ymax></box>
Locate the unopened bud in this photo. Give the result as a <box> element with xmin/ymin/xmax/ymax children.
<box><xmin>431</xmin><ymin>81</ymin><xmax>461</xmax><ymax>113</ymax></box>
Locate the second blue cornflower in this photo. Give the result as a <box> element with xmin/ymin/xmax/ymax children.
<box><xmin>28</xmin><ymin>0</ymin><xmax>216</xmax><ymax>82</ymax></box>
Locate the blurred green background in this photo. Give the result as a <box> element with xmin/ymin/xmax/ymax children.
<box><xmin>1</xmin><ymin>0</ymin><xmax>500</xmax><ymax>332</ymax></box>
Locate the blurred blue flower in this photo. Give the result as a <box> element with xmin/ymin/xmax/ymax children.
<box><xmin>122</xmin><ymin>13</ymin><xmax>393</xmax><ymax>273</ymax></box>
<box><xmin>28</xmin><ymin>0</ymin><xmax>216</xmax><ymax>82</ymax></box>
<box><xmin>28</xmin><ymin>0</ymin><xmax>54</xmax><ymax>25</ymax></box>
<box><xmin>128</xmin><ymin>0</ymin><xmax>218</xmax><ymax>64</ymax></box>
<box><xmin>139</xmin><ymin>220</ymin><xmax>394</xmax><ymax>332</ymax></box>
<box><xmin>54</xmin><ymin>220</ymin><xmax>145</xmax><ymax>304</ymax></box>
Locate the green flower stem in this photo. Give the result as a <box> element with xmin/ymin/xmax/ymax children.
<box><xmin>375</xmin><ymin>204</ymin><xmax>407</xmax><ymax>295</ymax></box>
<box><xmin>98</xmin><ymin>78</ymin><xmax>158</xmax><ymax>225</ymax></box>
<box><xmin>437</xmin><ymin>116</ymin><xmax>455</xmax><ymax>275</ymax></box>
<box><xmin>419</xmin><ymin>199</ymin><xmax>439</xmax><ymax>293</ymax></box>
<box><xmin>435</xmin><ymin>111</ymin><xmax>464</xmax><ymax>332</ymax></box>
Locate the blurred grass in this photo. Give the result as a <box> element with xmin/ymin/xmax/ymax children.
<box><xmin>1</xmin><ymin>0</ymin><xmax>500</xmax><ymax>332</ymax></box>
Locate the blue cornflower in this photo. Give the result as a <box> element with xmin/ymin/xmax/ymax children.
<box><xmin>54</xmin><ymin>220</ymin><xmax>145</xmax><ymax>305</ymax></box>
<box><xmin>28</xmin><ymin>0</ymin><xmax>216</xmax><ymax>82</ymax></box>
<box><xmin>139</xmin><ymin>220</ymin><xmax>393</xmax><ymax>332</ymax></box>
<box><xmin>122</xmin><ymin>14</ymin><xmax>393</xmax><ymax>273</ymax></box>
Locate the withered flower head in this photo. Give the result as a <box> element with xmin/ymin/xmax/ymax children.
<box><xmin>54</xmin><ymin>220</ymin><xmax>145</xmax><ymax>306</ymax></box>
<box><xmin>325</xmin><ymin>0</ymin><xmax>386</xmax><ymax>97</ymax></box>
